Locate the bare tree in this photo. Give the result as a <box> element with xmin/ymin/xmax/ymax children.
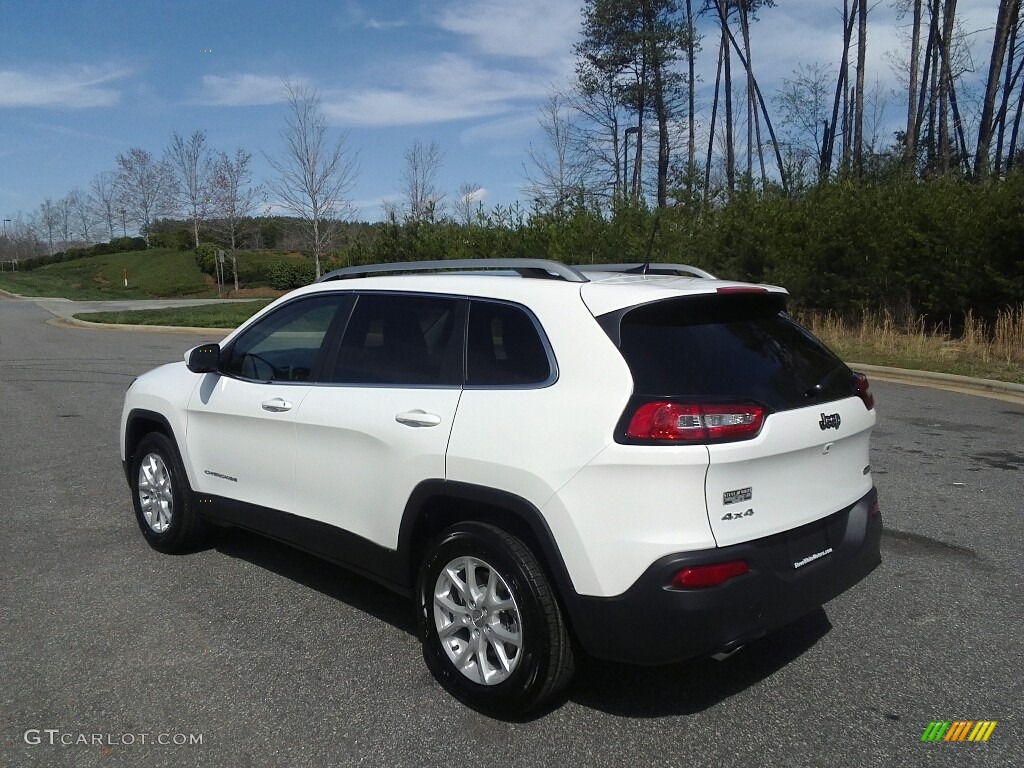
<box><xmin>67</xmin><ymin>188</ymin><xmax>94</xmax><ymax>243</ymax></box>
<box><xmin>56</xmin><ymin>195</ymin><xmax>73</xmax><ymax>250</ymax></box>
<box><xmin>523</xmin><ymin>93</ymin><xmax>590</xmax><ymax>212</ymax></box>
<box><xmin>210</xmin><ymin>149</ymin><xmax>267</xmax><ymax>291</ymax></box>
<box><xmin>166</xmin><ymin>130</ymin><xmax>211</xmax><ymax>247</ymax></box>
<box><xmin>853</xmin><ymin>0</ymin><xmax>868</xmax><ymax>177</ymax></box>
<box><xmin>455</xmin><ymin>182</ymin><xmax>484</xmax><ymax>225</ymax></box>
<box><xmin>264</xmin><ymin>80</ymin><xmax>359</xmax><ymax>278</ymax></box>
<box><xmin>38</xmin><ymin>199</ymin><xmax>58</xmax><ymax>255</ymax></box>
<box><xmin>89</xmin><ymin>171</ymin><xmax>120</xmax><ymax>241</ymax></box>
<box><xmin>400</xmin><ymin>140</ymin><xmax>446</xmax><ymax>222</ymax></box>
<box><xmin>116</xmin><ymin>147</ymin><xmax>177</xmax><ymax>245</ymax></box>
<box><xmin>976</xmin><ymin>0</ymin><xmax>1021</xmax><ymax>177</ymax></box>
<box><xmin>775</xmin><ymin>62</ymin><xmax>832</xmax><ymax>182</ymax></box>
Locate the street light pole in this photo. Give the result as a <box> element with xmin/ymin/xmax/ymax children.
<box><xmin>623</xmin><ymin>126</ymin><xmax>640</xmax><ymax>203</ymax></box>
<box><xmin>120</xmin><ymin>208</ymin><xmax>127</xmax><ymax>237</ymax></box>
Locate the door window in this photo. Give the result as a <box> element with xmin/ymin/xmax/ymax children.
<box><xmin>330</xmin><ymin>294</ymin><xmax>461</xmax><ymax>386</ymax></box>
<box><xmin>221</xmin><ymin>295</ymin><xmax>344</xmax><ymax>382</ymax></box>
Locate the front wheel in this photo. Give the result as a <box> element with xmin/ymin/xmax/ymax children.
<box><xmin>131</xmin><ymin>432</ymin><xmax>206</xmax><ymax>553</ymax></box>
<box><xmin>416</xmin><ymin>522</ymin><xmax>574</xmax><ymax>715</ymax></box>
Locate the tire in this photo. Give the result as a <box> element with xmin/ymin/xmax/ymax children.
<box><xmin>130</xmin><ymin>432</ymin><xmax>206</xmax><ymax>553</ymax></box>
<box><xmin>416</xmin><ymin>522</ymin><xmax>575</xmax><ymax>716</ymax></box>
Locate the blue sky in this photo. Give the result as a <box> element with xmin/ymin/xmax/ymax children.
<box><xmin>0</xmin><ymin>0</ymin><xmax>1001</xmax><ymax>226</ymax></box>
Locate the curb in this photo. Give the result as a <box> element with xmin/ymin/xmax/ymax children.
<box><xmin>848</xmin><ymin>362</ymin><xmax>1024</xmax><ymax>401</ymax></box>
<box><xmin>50</xmin><ymin>315</ymin><xmax>229</xmax><ymax>337</ymax></box>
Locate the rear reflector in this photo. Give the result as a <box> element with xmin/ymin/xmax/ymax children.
<box><xmin>626</xmin><ymin>402</ymin><xmax>765</xmax><ymax>443</ymax></box>
<box><xmin>671</xmin><ymin>560</ymin><xmax>750</xmax><ymax>588</ymax></box>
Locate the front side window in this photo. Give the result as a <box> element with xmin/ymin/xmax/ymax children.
<box><xmin>222</xmin><ymin>296</ymin><xmax>344</xmax><ymax>382</ymax></box>
<box><xmin>329</xmin><ymin>294</ymin><xmax>461</xmax><ymax>386</ymax></box>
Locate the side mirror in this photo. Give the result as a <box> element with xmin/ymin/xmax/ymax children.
<box><xmin>186</xmin><ymin>343</ymin><xmax>221</xmax><ymax>373</ymax></box>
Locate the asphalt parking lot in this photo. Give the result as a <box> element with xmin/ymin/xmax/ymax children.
<box><xmin>2</xmin><ymin>297</ymin><xmax>1021</xmax><ymax>768</ymax></box>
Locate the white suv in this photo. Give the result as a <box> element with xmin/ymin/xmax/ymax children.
<box><xmin>120</xmin><ymin>259</ymin><xmax>882</xmax><ymax>714</ymax></box>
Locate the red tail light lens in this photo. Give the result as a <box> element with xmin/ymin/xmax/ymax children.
<box><xmin>853</xmin><ymin>372</ymin><xmax>874</xmax><ymax>410</ymax></box>
<box><xmin>670</xmin><ymin>560</ymin><xmax>750</xmax><ymax>588</ymax></box>
<box><xmin>625</xmin><ymin>402</ymin><xmax>765</xmax><ymax>443</ymax></box>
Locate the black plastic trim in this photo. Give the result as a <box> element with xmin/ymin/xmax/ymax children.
<box><xmin>196</xmin><ymin>494</ymin><xmax>411</xmax><ymax>595</ymax></box>
<box><xmin>393</xmin><ymin>481</ymin><xmax>576</xmax><ymax>594</ymax></box>
<box><xmin>123</xmin><ymin>409</ymin><xmax>178</xmax><ymax>485</ymax></box>
<box><xmin>568</xmin><ymin>488</ymin><xmax>882</xmax><ymax>664</ymax></box>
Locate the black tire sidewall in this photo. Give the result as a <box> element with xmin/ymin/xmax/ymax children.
<box><xmin>130</xmin><ymin>432</ymin><xmax>197</xmax><ymax>553</ymax></box>
<box><xmin>417</xmin><ymin>523</ymin><xmax>554</xmax><ymax>713</ymax></box>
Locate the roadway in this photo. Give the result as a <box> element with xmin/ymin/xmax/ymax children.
<box><xmin>1</xmin><ymin>296</ymin><xmax>1020</xmax><ymax>768</ymax></box>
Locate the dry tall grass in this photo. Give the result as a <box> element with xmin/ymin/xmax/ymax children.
<box><xmin>802</xmin><ymin>305</ymin><xmax>1024</xmax><ymax>379</ymax></box>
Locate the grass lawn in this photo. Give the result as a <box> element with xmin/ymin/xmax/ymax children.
<box><xmin>0</xmin><ymin>249</ymin><xmax>216</xmax><ymax>300</ymax></box>
<box><xmin>76</xmin><ymin>301</ymin><xmax>271</xmax><ymax>329</ymax></box>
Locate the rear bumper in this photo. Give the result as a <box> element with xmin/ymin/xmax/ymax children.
<box><xmin>566</xmin><ymin>488</ymin><xmax>881</xmax><ymax>665</ymax></box>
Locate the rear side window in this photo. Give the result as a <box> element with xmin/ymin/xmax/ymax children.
<box><xmin>330</xmin><ymin>294</ymin><xmax>460</xmax><ymax>386</ymax></box>
<box><xmin>611</xmin><ymin>294</ymin><xmax>852</xmax><ymax>412</ymax></box>
<box><xmin>466</xmin><ymin>301</ymin><xmax>552</xmax><ymax>386</ymax></box>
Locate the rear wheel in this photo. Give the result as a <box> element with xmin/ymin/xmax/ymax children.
<box><xmin>417</xmin><ymin>522</ymin><xmax>574</xmax><ymax>715</ymax></box>
<box><xmin>131</xmin><ymin>432</ymin><xmax>205</xmax><ymax>553</ymax></box>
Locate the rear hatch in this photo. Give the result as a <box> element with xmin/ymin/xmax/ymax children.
<box><xmin>602</xmin><ymin>291</ymin><xmax>875</xmax><ymax>548</ymax></box>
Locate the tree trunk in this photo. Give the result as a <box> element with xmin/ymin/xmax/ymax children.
<box><xmin>994</xmin><ymin>2</ymin><xmax>1022</xmax><ymax>173</ymax></box>
<box><xmin>906</xmin><ymin>0</ymin><xmax>923</xmax><ymax>162</ymax></box>
<box><xmin>718</xmin><ymin>16</ymin><xmax>789</xmax><ymax>192</ymax></box>
<box><xmin>717</xmin><ymin>2</ymin><xmax>736</xmax><ymax>192</ymax></box>
<box><xmin>937</xmin><ymin>0</ymin><xmax>958</xmax><ymax>173</ymax></box>
<box><xmin>975</xmin><ymin>0</ymin><xmax>1018</xmax><ymax>178</ymax></box>
<box><xmin>853</xmin><ymin>0</ymin><xmax>867</xmax><ymax>178</ymax></box>
<box><xmin>823</xmin><ymin>3</ymin><xmax>856</xmax><ymax>178</ymax></box>
<box><xmin>686</xmin><ymin>0</ymin><xmax>697</xmax><ymax>195</ymax></box>
<box><xmin>705</xmin><ymin>36</ymin><xmax>725</xmax><ymax>199</ymax></box>
<box><xmin>1008</xmin><ymin>67</ymin><xmax>1024</xmax><ymax>171</ymax></box>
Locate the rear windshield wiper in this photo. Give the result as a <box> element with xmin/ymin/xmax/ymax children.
<box><xmin>804</xmin><ymin>365</ymin><xmax>850</xmax><ymax>399</ymax></box>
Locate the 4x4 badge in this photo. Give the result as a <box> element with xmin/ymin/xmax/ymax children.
<box><xmin>819</xmin><ymin>412</ymin><xmax>841</xmax><ymax>430</ymax></box>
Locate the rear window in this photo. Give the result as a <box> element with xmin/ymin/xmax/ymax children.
<box><xmin>609</xmin><ymin>294</ymin><xmax>853</xmax><ymax>412</ymax></box>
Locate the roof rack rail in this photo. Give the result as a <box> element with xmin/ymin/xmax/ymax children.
<box><xmin>317</xmin><ymin>259</ymin><xmax>589</xmax><ymax>284</ymax></box>
<box><xmin>576</xmin><ymin>263</ymin><xmax>716</xmax><ymax>280</ymax></box>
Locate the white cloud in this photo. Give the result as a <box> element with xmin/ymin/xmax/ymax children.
<box><xmin>438</xmin><ymin>0</ymin><xmax>583</xmax><ymax>60</ymax></box>
<box><xmin>0</xmin><ymin>65</ymin><xmax>128</xmax><ymax>108</ymax></box>
<box><xmin>193</xmin><ymin>74</ymin><xmax>302</xmax><ymax>106</ymax></box>
<box><xmin>322</xmin><ymin>53</ymin><xmax>551</xmax><ymax>127</ymax></box>
<box><xmin>460</xmin><ymin>114</ymin><xmax>538</xmax><ymax>143</ymax></box>
<box><xmin>339</xmin><ymin>1</ymin><xmax>408</xmax><ymax>31</ymax></box>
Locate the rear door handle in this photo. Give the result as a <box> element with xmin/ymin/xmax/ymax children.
<box><xmin>395</xmin><ymin>410</ymin><xmax>442</xmax><ymax>427</ymax></box>
<box><xmin>261</xmin><ymin>398</ymin><xmax>293</xmax><ymax>413</ymax></box>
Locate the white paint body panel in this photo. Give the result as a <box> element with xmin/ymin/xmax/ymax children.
<box><xmin>121</xmin><ymin>270</ymin><xmax>875</xmax><ymax>601</ymax></box>
<box><xmin>705</xmin><ymin>398</ymin><xmax>875</xmax><ymax>547</ymax></box>
<box><xmin>293</xmin><ymin>385</ymin><xmax>461</xmax><ymax>547</ymax></box>
<box><xmin>185</xmin><ymin>375</ymin><xmax>310</xmax><ymax>514</ymax></box>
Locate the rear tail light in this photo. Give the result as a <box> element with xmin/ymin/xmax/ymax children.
<box><xmin>625</xmin><ymin>402</ymin><xmax>765</xmax><ymax>443</ymax></box>
<box><xmin>870</xmin><ymin>498</ymin><xmax>881</xmax><ymax>516</ymax></box>
<box><xmin>670</xmin><ymin>560</ymin><xmax>749</xmax><ymax>588</ymax></box>
<box><xmin>853</xmin><ymin>372</ymin><xmax>875</xmax><ymax>410</ymax></box>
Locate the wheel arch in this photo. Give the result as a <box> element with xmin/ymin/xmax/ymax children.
<box><xmin>397</xmin><ymin>481</ymin><xmax>581</xmax><ymax>618</ymax></box>
<box><xmin>123</xmin><ymin>409</ymin><xmax>180</xmax><ymax>484</ymax></box>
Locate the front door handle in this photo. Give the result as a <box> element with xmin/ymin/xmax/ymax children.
<box><xmin>395</xmin><ymin>410</ymin><xmax>442</xmax><ymax>427</ymax></box>
<box><xmin>261</xmin><ymin>398</ymin><xmax>293</xmax><ymax>413</ymax></box>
